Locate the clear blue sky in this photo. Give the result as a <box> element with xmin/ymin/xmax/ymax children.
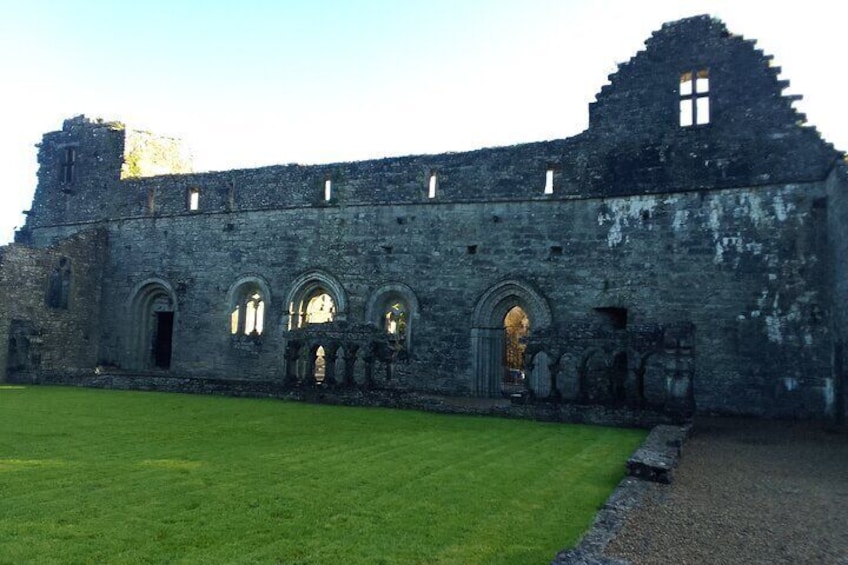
<box><xmin>1</xmin><ymin>0</ymin><xmax>846</xmax><ymax>243</ymax></box>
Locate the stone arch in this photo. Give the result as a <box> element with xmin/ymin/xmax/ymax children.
<box><xmin>283</xmin><ymin>270</ymin><xmax>348</xmax><ymax>330</ymax></box>
<box><xmin>470</xmin><ymin>279</ymin><xmax>552</xmax><ymax>397</ymax></box>
<box><xmin>365</xmin><ymin>282</ymin><xmax>420</xmax><ymax>350</ymax></box>
<box><xmin>127</xmin><ymin>278</ymin><xmax>177</xmax><ymax>370</ymax></box>
<box><xmin>471</xmin><ymin>280</ymin><xmax>553</xmax><ymax>329</ymax></box>
<box><xmin>226</xmin><ymin>275</ymin><xmax>272</xmax><ymax>336</ymax></box>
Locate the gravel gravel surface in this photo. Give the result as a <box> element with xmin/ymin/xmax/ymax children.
<box><xmin>606</xmin><ymin>417</ymin><xmax>848</xmax><ymax>565</ymax></box>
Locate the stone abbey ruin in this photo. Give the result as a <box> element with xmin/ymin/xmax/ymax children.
<box><xmin>2</xmin><ymin>16</ymin><xmax>846</xmax><ymax>424</ymax></box>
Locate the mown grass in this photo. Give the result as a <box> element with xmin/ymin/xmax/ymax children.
<box><xmin>0</xmin><ymin>386</ymin><xmax>645</xmax><ymax>564</ymax></box>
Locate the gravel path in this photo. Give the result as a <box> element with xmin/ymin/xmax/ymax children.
<box><xmin>606</xmin><ymin>417</ymin><xmax>848</xmax><ymax>565</ymax></box>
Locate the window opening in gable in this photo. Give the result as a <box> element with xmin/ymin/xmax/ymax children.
<box><xmin>428</xmin><ymin>172</ymin><xmax>438</xmax><ymax>199</ymax></box>
<box><xmin>544</xmin><ymin>169</ymin><xmax>554</xmax><ymax>194</ymax></box>
<box><xmin>324</xmin><ymin>179</ymin><xmax>332</xmax><ymax>202</ymax></box>
<box><xmin>188</xmin><ymin>187</ymin><xmax>200</xmax><ymax>211</ymax></box>
<box><xmin>60</xmin><ymin>147</ymin><xmax>76</xmax><ymax>184</ymax></box>
<box><xmin>680</xmin><ymin>70</ymin><xmax>709</xmax><ymax>127</ymax></box>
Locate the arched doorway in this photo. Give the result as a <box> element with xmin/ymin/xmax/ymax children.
<box><xmin>503</xmin><ymin>306</ymin><xmax>529</xmax><ymax>394</ymax></box>
<box><xmin>471</xmin><ymin>280</ymin><xmax>552</xmax><ymax>397</ymax></box>
<box><xmin>128</xmin><ymin>279</ymin><xmax>177</xmax><ymax>370</ymax></box>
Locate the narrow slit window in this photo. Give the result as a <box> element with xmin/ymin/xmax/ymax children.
<box><xmin>428</xmin><ymin>173</ymin><xmax>437</xmax><ymax>199</ymax></box>
<box><xmin>544</xmin><ymin>169</ymin><xmax>554</xmax><ymax>194</ymax></box>
<box><xmin>324</xmin><ymin>179</ymin><xmax>332</xmax><ymax>201</ymax></box>
<box><xmin>188</xmin><ymin>187</ymin><xmax>200</xmax><ymax>211</ymax></box>
<box><xmin>60</xmin><ymin>147</ymin><xmax>76</xmax><ymax>184</ymax></box>
<box><xmin>679</xmin><ymin>69</ymin><xmax>710</xmax><ymax>127</ymax></box>
<box><xmin>147</xmin><ymin>187</ymin><xmax>156</xmax><ymax>214</ymax></box>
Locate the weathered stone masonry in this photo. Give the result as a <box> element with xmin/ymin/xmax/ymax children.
<box><xmin>3</xmin><ymin>16</ymin><xmax>846</xmax><ymax>422</ymax></box>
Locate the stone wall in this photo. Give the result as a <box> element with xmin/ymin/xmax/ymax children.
<box><xmin>23</xmin><ymin>179</ymin><xmax>834</xmax><ymax>417</ymax></box>
<box><xmin>0</xmin><ymin>230</ymin><xmax>106</xmax><ymax>381</ymax></box>
<box><xmin>11</xmin><ymin>15</ymin><xmax>847</xmax><ymax>420</ymax></box>
<box><xmin>826</xmin><ymin>162</ymin><xmax>848</xmax><ymax>423</ymax></box>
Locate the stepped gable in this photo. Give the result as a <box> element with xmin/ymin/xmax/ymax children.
<box><xmin>578</xmin><ymin>15</ymin><xmax>841</xmax><ymax>196</ymax></box>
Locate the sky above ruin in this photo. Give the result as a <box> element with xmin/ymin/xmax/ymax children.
<box><xmin>1</xmin><ymin>0</ymin><xmax>846</xmax><ymax>244</ymax></box>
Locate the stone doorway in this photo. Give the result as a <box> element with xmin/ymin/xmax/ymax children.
<box><xmin>503</xmin><ymin>306</ymin><xmax>529</xmax><ymax>395</ymax></box>
<box><xmin>153</xmin><ymin>312</ymin><xmax>174</xmax><ymax>369</ymax></box>
<box><xmin>471</xmin><ymin>280</ymin><xmax>552</xmax><ymax>397</ymax></box>
<box><xmin>128</xmin><ymin>279</ymin><xmax>177</xmax><ymax>371</ymax></box>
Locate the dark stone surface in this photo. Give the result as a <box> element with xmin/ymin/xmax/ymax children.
<box><xmin>626</xmin><ymin>424</ymin><xmax>692</xmax><ymax>483</ymax></box>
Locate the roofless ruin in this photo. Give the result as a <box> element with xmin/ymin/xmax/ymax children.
<box><xmin>2</xmin><ymin>16</ymin><xmax>846</xmax><ymax>424</ymax></box>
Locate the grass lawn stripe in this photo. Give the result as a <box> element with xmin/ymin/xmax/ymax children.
<box><xmin>0</xmin><ymin>386</ymin><xmax>645</xmax><ymax>564</ymax></box>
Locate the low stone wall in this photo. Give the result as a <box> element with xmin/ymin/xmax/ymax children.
<box><xmin>552</xmin><ymin>424</ymin><xmax>691</xmax><ymax>564</ymax></box>
<box><xmin>8</xmin><ymin>371</ymin><xmax>686</xmax><ymax>428</ymax></box>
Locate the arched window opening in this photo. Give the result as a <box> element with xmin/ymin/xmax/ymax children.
<box><xmin>305</xmin><ymin>292</ymin><xmax>335</xmax><ymax>325</ymax></box>
<box><xmin>243</xmin><ymin>292</ymin><xmax>265</xmax><ymax>335</ymax></box>
<box><xmin>365</xmin><ymin>284</ymin><xmax>418</xmax><ymax>352</ymax></box>
<box><xmin>229</xmin><ymin>281</ymin><xmax>268</xmax><ymax>337</ymax></box>
<box><xmin>384</xmin><ymin>301</ymin><xmax>408</xmax><ymax>339</ymax></box>
<box><xmin>46</xmin><ymin>256</ymin><xmax>71</xmax><ymax>309</ymax></box>
<box><xmin>503</xmin><ymin>306</ymin><xmax>530</xmax><ymax>388</ymax></box>
<box><xmin>314</xmin><ymin>346</ymin><xmax>326</xmax><ymax>383</ymax></box>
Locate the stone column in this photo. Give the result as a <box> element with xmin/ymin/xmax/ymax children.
<box><xmin>283</xmin><ymin>341</ymin><xmax>301</xmax><ymax>387</ymax></box>
<box><xmin>323</xmin><ymin>344</ymin><xmax>338</xmax><ymax>387</ymax></box>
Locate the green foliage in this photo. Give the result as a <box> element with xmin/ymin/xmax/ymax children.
<box><xmin>0</xmin><ymin>387</ymin><xmax>645</xmax><ymax>564</ymax></box>
<box><xmin>123</xmin><ymin>148</ymin><xmax>143</xmax><ymax>178</ymax></box>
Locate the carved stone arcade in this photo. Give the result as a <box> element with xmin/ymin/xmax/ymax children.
<box><xmin>282</xmin><ymin>321</ymin><xmax>405</xmax><ymax>389</ymax></box>
<box><xmin>523</xmin><ymin>321</ymin><xmax>695</xmax><ymax>415</ymax></box>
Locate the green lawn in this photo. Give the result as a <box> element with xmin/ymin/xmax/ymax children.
<box><xmin>0</xmin><ymin>386</ymin><xmax>645</xmax><ymax>564</ymax></box>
